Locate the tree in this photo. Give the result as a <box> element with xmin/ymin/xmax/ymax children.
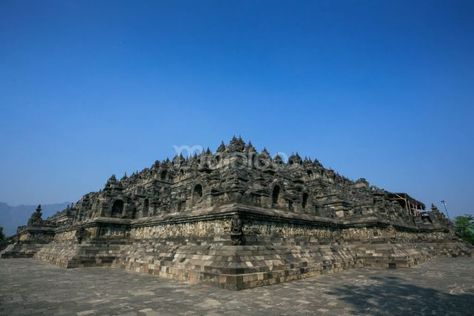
<box><xmin>453</xmin><ymin>215</ymin><xmax>474</xmax><ymax>245</ymax></box>
<box><xmin>0</xmin><ymin>226</ymin><xmax>4</xmax><ymax>241</ymax></box>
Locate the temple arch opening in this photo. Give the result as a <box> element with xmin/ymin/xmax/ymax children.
<box><xmin>111</xmin><ymin>200</ymin><xmax>124</xmax><ymax>218</ymax></box>
<box><xmin>272</xmin><ymin>185</ymin><xmax>280</xmax><ymax>206</ymax></box>
<box><xmin>193</xmin><ymin>184</ymin><xmax>203</xmax><ymax>201</ymax></box>
<box><xmin>302</xmin><ymin>192</ymin><xmax>309</xmax><ymax>210</ymax></box>
<box><xmin>160</xmin><ymin>170</ymin><xmax>167</xmax><ymax>180</ymax></box>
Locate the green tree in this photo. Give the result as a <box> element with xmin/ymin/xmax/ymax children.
<box><xmin>453</xmin><ymin>215</ymin><xmax>474</xmax><ymax>245</ymax></box>
<box><xmin>0</xmin><ymin>226</ymin><xmax>4</xmax><ymax>241</ymax></box>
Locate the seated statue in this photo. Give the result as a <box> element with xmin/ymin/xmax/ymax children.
<box><xmin>230</xmin><ymin>214</ymin><xmax>244</xmax><ymax>245</ymax></box>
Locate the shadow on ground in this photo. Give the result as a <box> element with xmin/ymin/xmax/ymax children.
<box><xmin>328</xmin><ymin>275</ymin><xmax>474</xmax><ymax>315</ymax></box>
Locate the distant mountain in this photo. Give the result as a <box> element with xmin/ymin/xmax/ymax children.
<box><xmin>0</xmin><ymin>202</ymin><xmax>70</xmax><ymax>237</ymax></box>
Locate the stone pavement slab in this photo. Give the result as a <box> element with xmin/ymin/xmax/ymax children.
<box><xmin>1</xmin><ymin>257</ymin><xmax>473</xmax><ymax>315</ymax></box>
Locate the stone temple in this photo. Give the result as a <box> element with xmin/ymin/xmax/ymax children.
<box><xmin>1</xmin><ymin>137</ymin><xmax>471</xmax><ymax>290</ymax></box>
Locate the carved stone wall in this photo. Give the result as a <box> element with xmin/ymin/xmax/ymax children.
<box><xmin>2</xmin><ymin>137</ymin><xmax>471</xmax><ymax>289</ymax></box>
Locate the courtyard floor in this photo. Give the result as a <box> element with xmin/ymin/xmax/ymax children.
<box><xmin>0</xmin><ymin>257</ymin><xmax>473</xmax><ymax>315</ymax></box>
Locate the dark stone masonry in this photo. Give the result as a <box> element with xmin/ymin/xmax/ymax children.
<box><xmin>1</xmin><ymin>137</ymin><xmax>472</xmax><ymax>290</ymax></box>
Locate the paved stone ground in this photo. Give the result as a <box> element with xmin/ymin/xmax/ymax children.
<box><xmin>1</xmin><ymin>257</ymin><xmax>473</xmax><ymax>316</ymax></box>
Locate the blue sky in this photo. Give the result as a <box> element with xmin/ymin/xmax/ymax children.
<box><xmin>0</xmin><ymin>0</ymin><xmax>473</xmax><ymax>217</ymax></box>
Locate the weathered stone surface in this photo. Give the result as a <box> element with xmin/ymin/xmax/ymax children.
<box><xmin>1</xmin><ymin>137</ymin><xmax>472</xmax><ymax>289</ymax></box>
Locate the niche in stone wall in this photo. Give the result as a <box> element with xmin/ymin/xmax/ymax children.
<box><xmin>272</xmin><ymin>185</ymin><xmax>280</xmax><ymax>207</ymax></box>
<box><xmin>193</xmin><ymin>184</ymin><xmax>203</xmax><ymax>202</ymax></box>
<box><xmin>111</xmin><ymin>200</ymin><xmax>124</xmax><ymax>218</ymax></box>
<box><xmin>131</xmin><ymin>208</ymin><xmax>138</xmax><ymax>219</ymax></box>
<box><xmin>314</xmin><ymin>205</ymin><xmax>322</xmax><ymax>217</ymax></box>
<box><xmin>302</xmin><ymin>192</ymin><xmax>309</xmax><ymax>210</ymax></box>
<box><xmin>177</xmin><ymin>200</ymin><xmax>185</xmax><ymax>212</ymax></box>
<box><xmin>160</xmin><ymin>170</ymin><xmax>167</xmax><ymax>180</ymax></box>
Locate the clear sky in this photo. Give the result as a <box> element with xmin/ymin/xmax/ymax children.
<box><xmin>0</xmin><ymin>1</ymin><xmax>473</xmax><ymax>217</ymax></box>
